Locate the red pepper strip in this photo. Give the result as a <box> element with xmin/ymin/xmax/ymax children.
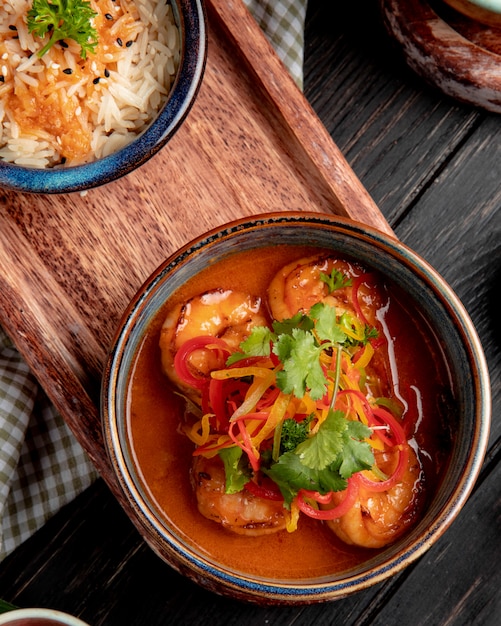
<box><xmin>174</xmin><ymin>336</ymin><xmax>230</xmax><ymax>390</ymax></box>
<box><xmin>192</xmin><ymin>438</ymin><xmax>234</xmax><ymax>456</ymax></box>
<box><xmin>299</xmin><ymin>489</ymin><xmax>333</xmax><ymax>505</ymax></box>
<box><xmin>370</xmin><ymin>406</ymin><xmax>407</xmax><ymax>446</ymax></box>
<box><xmin>228</xmin><ymin>412</ymin><xmax>268</xmax><ymax>473</ymax></box>
<box><xmin>370</xmin><ymin>336</ymin><xmax>386</xmax><ymax>350</ymax></box>
<box><xmin>256</xmin><ymin>386</ymin><xmax>281</xmax><ymax>410</ymax></box>
<box><xmin>356</xmin><ymin>406</ymin><xmax>409</xmax><ymax>491</ymax></box>
<box><xmin>208</xmin><ymin>377</ymin><xmax>248</xmax><ymax>432</ymax></box>
<box><xmin>245</xmin><ymin>478</ymin><xmax>284</xmax><ymax>501</ymax></box>
<box><xmin>357</xmin><ymin>444</ymin><xmax>409</xmax><ymax>492</ymax></box>
<box><xmin>296</xmin><ymin>477</ymin><xmax>359</xmax><ymax>520</ymax></box>
<box><xmin>337</xmin><ymin>388</ymin><xmax>374</xmax><ymax>424</ymax></box>
<box><xmin>351</xmin><ymin>273</ymin><xmax>375</xmax><ymax>327</ymax></box>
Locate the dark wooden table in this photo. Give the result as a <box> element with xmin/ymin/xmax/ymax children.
<box><xmin>0</xmin><ymin>1</ymin><xmax>499</xmax><ymax>624</ymax></box>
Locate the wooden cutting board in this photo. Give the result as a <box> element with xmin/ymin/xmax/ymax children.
<box><xmin>0</xmin><ymin>0</ymin><xmax>390</xmax><ymax>515</ymax></box>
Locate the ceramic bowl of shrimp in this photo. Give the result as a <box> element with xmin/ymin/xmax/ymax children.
<box><xmin>0</xmin><ymin>0</ymin><xmax>206</xmax><ymax>194</ymax></box>
<box><xmin>102</xmin><ymin>212</ymin><xmax>491</xmax><ymax>604</ymax></box>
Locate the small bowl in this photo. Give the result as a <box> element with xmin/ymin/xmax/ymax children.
<box><xmin>0</xmin><ymin>0</ymin><xmax>206</xmax><ymax>194</ymax></box>
<box><xmin>442</xmin><ymin>0</ymin><xmax>501</xmax><ymax>26</ymax></box>
<box><xmin>102</xmin><ymin>212</ymin><xmax>491</xmax><ymax>604</ymax></box>
<box><xmin>0</xmin><ymin>608</ymin><xmax>90</xmax><ymax>625</ymax></box>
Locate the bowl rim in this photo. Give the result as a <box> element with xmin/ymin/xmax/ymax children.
<box><xmin>102</xmin><ymin>211</ymin><xmax>491</xmax><ymax>603</ymax></box>
<box><xmin>0</xmin><ymin>608</ymin><xmax>90</xmax><ymax>626</ymax></box>
<box><xmin>0</xmin><ymin>0</ymin><xmax>207</xmax><ymax>194</ymax></box>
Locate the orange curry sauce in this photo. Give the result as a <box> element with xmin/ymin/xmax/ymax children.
<box><xmin>127</xmin><ymin>246</ymin><xmax>454</xmax><ymax>579</ymax></box>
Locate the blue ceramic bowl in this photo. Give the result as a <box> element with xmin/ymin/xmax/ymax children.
<box><xmin>0</xmin><ymin>0</ymin><xmax>206</xmax><ymax>194</ymax></box>
<box><xmin>102</xmin><ymin>213</ymin><xmax>491</xmax><ymax>604</ymax></box>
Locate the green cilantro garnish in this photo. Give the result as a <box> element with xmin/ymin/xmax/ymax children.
<box><xmin>295</xmin><ymin>410</ymin><xmax>374</xmax><ymax>477</ymax></box>
<box><xmin>266</xmin><ymin>410</ymin><xmax>374</xmax><ymax>505</ymax></box>
<box><xmin>274</xmin><ymin>328</ymin><xmax>327</xmax><ymax>400</ymax></box>
<box><xmin>219</xmin><ymin>447</ymin><xmax>250</xmax><ymax>494</ymax></box>
<box><xmin>230</xmin><ymin>302</ymin><xmax>350</xmax><ymax>401</ymax></box>
<box><xmin>319</xmin><ymin>268</ymin><xmax>353</xmax><ymax>293</ymax></box>
<box><xmin>264</xmin><ymin>411</ymin><xmax>374</xmax><ymax>505</ymax></box>
<box><xmin>27</xmin><ymin>0</ymin><xmax>99</xmax><ymax>59</ymax></box>
<box><xmin>226</xmin><ymin>325</ymin><xmax>273</xmax><ymax>365</ymax></box>
<box><xmin>364</xmin><ymin>325</ymin><xmax>379</xmax><ymax>344</ymax></box>
<box><xmin>221</xmin><ymin>293</ymin><xmax>381</xmax><ymax>502</ymax></box>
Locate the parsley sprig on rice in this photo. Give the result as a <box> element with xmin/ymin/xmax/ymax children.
<box><xmin>0</xmin><ymin>0</ymin><xmax>180</xmax><ymax>167</ymax></box>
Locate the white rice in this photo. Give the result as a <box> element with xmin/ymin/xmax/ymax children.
<box><xmin>0</xmin><ymin>0</ymin><xmax>180</xmax><ymax>167</ymax></box>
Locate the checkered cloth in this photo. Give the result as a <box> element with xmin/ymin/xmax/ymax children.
<box><xmin>0</xmin><ymin>0</ymin><xmax>308</xmax><ymax>560</ymax></box>
<box><xmin>244</xmin><ymin>0</ymin><xmax>307</xmax><ymax>88</ymax></box>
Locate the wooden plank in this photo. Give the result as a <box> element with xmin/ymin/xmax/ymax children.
<box><xmin>393</xmin><ymin>114</ymin><xmax>501</xmax><ymax>445</ymax></box>
<box><xmin>356</xmin><ymin>447</ymin><xmax>501</xmax><ymax>626</ymax></box>
<box><xmin>304</xmin><ymin>0</ymin><xmax>482</xmax><ymax>225</ymax></box>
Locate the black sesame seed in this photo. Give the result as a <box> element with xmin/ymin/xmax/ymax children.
<box><xmin>93</xmin><ymin>77</ymin><xmax>100</xmax><ymax>84</ymax></box>
<box><xmin>9</xmin><ymin>25</ymin><xmax>17</xmax><ymax>31</ymax></box>
<box><xmin>0</xmin><ymin>76</ymin><xmax>4</xmax><ymax>83</ymax></box>
<box><xmin>126</xmin><ymin>40</ymin><xmax>133</xmax><ymax>47</ymax></box>
<box><xmin>59</xmin><ymin>40</ymin><xmax>69</xmax><ymax>48</ymax></box>
<box><xmin>105</xmin><ymin>13</ymin><xmax>113</xmax><ymax>20</ymax></box>
<box><xmin>63</xmin><ymin>68</ymin><xmax>73</xmax><ymax>75</ymax></box>
<box><xmin>116</xmin><ymin>37</ymin><xmax>123</xmax><ymax>47</ymax></box>
<box><xmin>61</xmin><ymin>157</ymin><xmax>67</xmax><ymax>164</ymax></box>
<box><xmin>104</xmin><ymin>68</ymin><xmax>110</xmax><ymax>78</ymax></box>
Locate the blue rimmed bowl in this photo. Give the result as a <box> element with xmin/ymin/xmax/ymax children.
<box><xmin>101</xmin><ymin>212</ymin><xmax>491</xmax><ymax>604</ymax></box>
<box><xmin>0</xmin><ymin>0</ymin><xmax>206</xmax><ymax>194</ymax></box>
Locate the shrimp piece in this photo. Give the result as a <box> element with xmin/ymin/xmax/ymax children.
<box><xmin>268</xmin><ymin>255</ymin><xmax>384</xmax><ymax>325</ymax></box>
<box><xmin>324</xmin><ymin>447</ymin><xmax>423</xmax><ymax>548</ymax></box>
<box><xmin>269</xmin><ymin>254</ymin><xmax>391</xmax><ymax>398</ymax></box>
<box><xmin>159</xmin><ymin>289</ymin><xmax>268</xmax><ymax>398</ymax></box>
<box><xmin>191</xmin><ymin>456</ymin><xmax>287</xmax><ymax>536</ymax></box>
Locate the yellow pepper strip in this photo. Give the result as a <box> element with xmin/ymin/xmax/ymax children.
<box><xmin>252</xmin><ymin>391</ymin><xmax>292</xmax><ymax>448</ymax></box>
<box><xmin>229</xmin><ymin>369</ymin><xmax>276</xmax><ymax>421</ymax></box>
<box><xmin>285</xmin><ymin>499</ymin><xmax>300</xmax><ymax>533</ymax></box>
<box><xmin>193</xmin><ymin>432</ymin><xmax>235</xmax><ymax>457</ymax></box>
<box><xmin>210</xmin><ymin>366</ymin><xmax>273</xmax><ymax>380</ymax></box>
<box><xmin>341</xmin><ymin>313</ymin><xmax>365</xmax><ymax>342</ymax></box>
<box><xmin>361</xmin><ymin>464</ymin><xmax>389</xmax><ymax>482</ymax></box>
<box><xmin>354</xmin><ymin>342</ymin><xmax>374</xmax><ymax>370</ymax></box>
<box><xmin>294</xmin><ymin>394</ymin><xmax>316</xmax><ymax>417</ymax></box>
<box><xmin>367</xmin><ymin>433</ymin><xmax>385</xmax><ymax>451</ymax></box>
<box><xmin>191</xmin><ymin>412</ymin><xmax>213</xmax><ymax>445</ymax></box>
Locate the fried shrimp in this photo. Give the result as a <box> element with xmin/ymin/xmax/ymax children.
<box><xmin>159</xmin><ymin>289</ymin><xmax>268</xmax><ymax>399</ymax></box>
<box><xmin>268</xmin><ymin>255</ymin><xmax>384</xmax><ymax>325</ymax></box>
<box><xmin>191</xmin><ymin>456</ymin><xmax>287</xmax><ymax>536</ymax></box>
<box><xmin>324</xmin><ymin>447</ymin><xmax>422</xmax><ymax>548</ymax></box>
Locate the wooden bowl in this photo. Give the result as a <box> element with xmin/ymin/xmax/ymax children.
<box><xmin>442</xmin><ymin>0</ymin><xmax>501</xmax><ymax>26</ymax></box>
<box><xmin>102</xmin><ymin>212</ymin><xmax>491</xmax><ymax>604</ymax></box>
